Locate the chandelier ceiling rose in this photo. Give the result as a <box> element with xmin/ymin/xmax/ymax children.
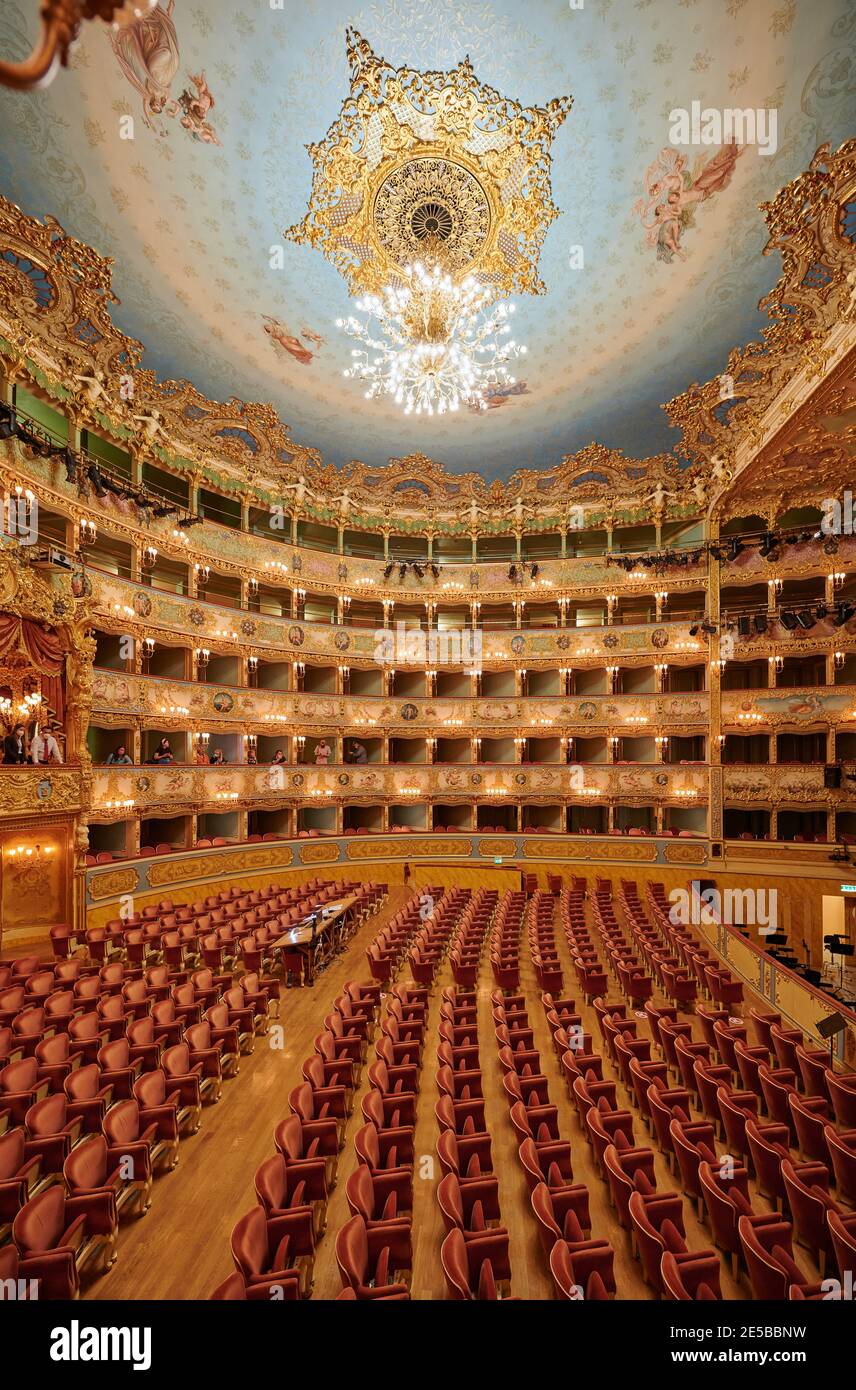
<box><xmin>285</xmin><ymin>30</ymin><xmax>572</xmax><ymax>299</ymax></box>
<box><xmin>374</xmin><ymin>157</ymin><xmax>491</xmax><ymax>274</ymax></box>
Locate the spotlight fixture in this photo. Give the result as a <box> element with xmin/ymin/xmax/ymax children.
<box><xmin>530</xmin><ymin>563</ymin><xmax>540</xmax><ymax>580</ymax></box>
<box><xmin>727</xmin><ymin>536</ymin><xmax>746</xmax><ymax>559</ymax></box>
<box><xmin>700</xmin><ymin>620</ymin><xmax>717</xmax><ymax>636</ymax></box>
<box><xmin>737</xmin><ymin>615</ymin><xmax>751</xmax><ymax>637</ymax></box>
<box><xmin>177</xmin><ymin>515</ymin><xmax>203</xmax><ymax>530</ymax></box>
<box><xmin>796</xmin><ymin>609</ymin><xmax>815</xmax><ymax>630</ymax></box>
<box><xmin>689</xmin><ymin>625</ymin><xmax>700</xmax><ymax>637</ymax></box>
<box><xmin>430</xmin><ymin>563</ymin><xmax>440</xmax><ymax>580</ymax></box>
<box><xmin>815</xmin><ymin>603</ymin><xmax>829</xmax><ymax>620</ymax></box>
<box><xmin>753</xmin><ymin>613</ymin><xmax>767</xmax><ymax>634</ymax></box>
<box><xmin>508</xmin><ymin>564</ymin><xmax>517</xmax><ymax>582</ymax></box>
<box><xmin>399</xmin><ymin>563</ymin><xmax>407</xmax><ymax>579</ymax></box>
<box><xmin>86</xmin><ymin>463</ymin><xmax>108</xmax><ymax>498</ymax></box>
<box><xmin>383</xmin><ymin>562</ymin><xmax>394</xmax><ymax>580</ymax></box>
<box><xmin>834</xmin><ymin>601</ymin><xmax>855</xmax><ymax>628</ymax></box>
<box><xmin>779</xmin><ymin>610</ymin><xmax>798</xmax><ymax>631</ymax></box>
<box><xmin>0</xmin><ymin>405</ymin><xmax>15</xmax><ymax>440</ymax></box>
<box><xmin>61</xmin><ymin>447</ymin><xmax>77</xmax><ymax>483</ymax></box>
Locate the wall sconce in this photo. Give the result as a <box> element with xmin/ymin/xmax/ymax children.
<box><xmin>264</xmin><ymin>560</ymin><xmax>289</xmax><ymax>578</ymax></box>
<box><xmin>79</xmin><ymin>519</ymin><xmax>96</xmax><ymax>547</ymax></box>
<box><xmin>768</xmin><ymin>577</ymin><xmax>783</xmax><ymax>597</ymax></box>
<box><xmin>655</xmin><ymin>663</ymin><xmax>668</xmax><ymax>681</ymax></box>
<box><xmin>655</xmin><ymin>735</ymin><xmax>669</xmax><ymax>749</ymax></box>
<box><xmin>607</xmin><ymin>665</ymin><xmax>619</xmax><ymax>690</ymax></box>
<box><xmin>831</xmin><ymin>572</ymin><xmax>846</xmax><ymax>591</ymax></box>
<box><xmin>194</xmin><ymin>563</ymin><xmax>210</xmax><ymax>587</ymax></box>
<box><xmin>198</xmin><ymin>732</ymin><xmax>210</xmax><ymax>747</ymax></box>
<box><xmin>835</xmin><ymin>651</ymin><xmax>845</xmax><ymax>670</ymax></box>
<box><xmin>103</xmin><ymin>799</ymin><xmax>135</xmax><ymax>812</ymax></box>
<box><xmin>609</xmin><ymin>736</ymin><xmax>619</xmax><ymax>749</ymax></box>
<box><xmin>141</xmin><ymin>545</ymin><xmax>158</xmax><ymax>571</ymax></box>
<box><xmin>244</xmin><ymin>734</ymin><xmax>258</xmax><ymax>754</ymax></box>
<box><xmin>141</xmin><ymin>638</ymin><xmax>155</xmax><ymax>669</ymax></box>
<box><xmin>247</xmin><ymin>655</ymin><xmax>258</xmax><ymax>674</ymax></box>
<box><xmin>710</xmin><ymin>659</ymin><xmax>726</xmax><ymax>675</ymax></box>
<box><xmin>195</xmin><ymin>648</ymin><xmax>210</xmax><ymax>669</ymax></box>
<box><xmin>296</xmin><ymin>735</ymin><xmax>305</xmax><ymax>750</ymax></box>
<box><xmin>769</xmin><ymin>655</ymin><xmax>784</xmax><ymax>674</ymax></box>
<box><xmin>342</xmin><ymin>595</ymin><xmax>351</xmax><ymax>614</ymax></box>
<box><xmin>171</xmin><ymin>527</ymin><xmax>189</xmax><ymax>546</ymax></box>
<box><xmin>247</xmin><ymin>576</ymin><xmax>259</xmax><ymax>597</ymax></box>
<box><xmin>606</xmin><ymin>594</ymin><xmax>618</xmax><ymax>610</ymax></box>
<box><xmin>655</xmin><ymin>591</ymin><xmax>669</xmax><ymax>606</ymax></box>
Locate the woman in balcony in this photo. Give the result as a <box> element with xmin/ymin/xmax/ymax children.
<box><xmin>149</xmin><ymin>737</ymin><xmax>175</xmax><ymax>765</ymax></box>
<box><xmin>106</xmin><ymin>743</ymin><xmax>133</xmax><ymax>765</ymax></box>
<box><xmin>271</xmin><ymin>749</ymin><xmax>286</xmax><ymax>766</ymax></box>
<box><xmin>3</xmin><ymin>722</ymin><xmax>27</xmax><ymax>764</ymax></box>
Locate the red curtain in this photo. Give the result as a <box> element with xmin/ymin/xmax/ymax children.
<box><xmin>0</xmin><ymin>616</ymin><xmax>66</xmax><ymax>725</ymax></box>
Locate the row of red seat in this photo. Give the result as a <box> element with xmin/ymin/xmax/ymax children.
<box><xmin>595</xmin><ymin>879</ymin><xmax>856</xmax><ymax>1298</ymax></box>
<box><xmin>494</xmin><ymin>901</ymin><xmax>617</xmax><ymax>1299</ymax></box>
<box><xmin>0</xmin><ymin>936</ymin><xmax>274</xmax><ymax>1298</ymax></box>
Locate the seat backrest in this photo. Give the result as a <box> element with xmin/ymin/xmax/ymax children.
<box><xmin>230</xmin><ymin>1206</ymin><xmax>268</xmax><ymax>1279</ymax></box>
<box><xmin>64</xmin><ymin>1133</ymin><xmax>107</xmax><ymax>1189</ymax></box>
<box><xmin>13</xmin><ymin>1184</ymin><xmax>66</xmax><ymax>1253</ymax></box>
<box><xmin>335</xmin><ymin>1214</ymin><xmax>368</xmax><ymax>1288</ymax></box>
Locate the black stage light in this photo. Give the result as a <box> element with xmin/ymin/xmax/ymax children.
<box><xmin>759</xmin><ymin>532</ymin><xmax>775</xmax><ymax>557</ymax></box>
<box><xmin>738</xmin><ymin>615</ymin><xmax>751</xmax><ymax>637</ymax></box>
<box><xmin>728</xmin><ymin>537</ymin><xmax>745</xmax><ymax>561</ymax></box>
<box><xmin>796</xmin><ymin>609</ymin><xmax>815</xmax><ymax>630</ymax></box>
<box><xmin>530</xmin><ymin>563</ymin><xmax>540</xmax><ymax>579</ymax></box>
<box><xmin>834</xmin><ymin>601</ymin><xmax>855</xmax><ymax>627</ymax></box>
<box><xmin>509</xmin><ymin>564</ymin><xmax>517</xmax><ymax>581</ymax></box>
<box><xmin>815</xmin><ymin>603</ymin><xmax>829</xmax><ymax>620</ymax></box>
<box><xmin>754</xmin><ymin>613</ymin><xmax>767</xmax><ymax>634</ymax></box>
<box><xmin>62</xmin><ymin>447</ymin><xmax>78</xmax><ymax>483</ymax></box>
<box><xmin>430</xmin><ymin>564</ymin><xmax>440</xmax><ymax>579</ymax></box>
<box><xmin>399</xmin><ymin>563</ymin><xmax>407</xmax><ymax>579</ymax></box>
<box><xmin>779</xmin><ymin>610</ymin><xmax>799</xmax><ymax>630</ymax></box>
<box><xmin>689</xmin><ymin>624</ymin><xmax>700</xmax><ymax>637</ymax></box>
<box><xmin>700</xmin><ymin>620</ymin><xmax>717</xmax><ymax>635</ymax></box>
<box><xmin>383</xmin><ymin>562</ymin><xmax>394</xmax><ymax>579</ymax></box>
<box><xmin>86</xmin><ymin>463</ymin><xmax>108</xmax><ymax>498</ymax></box>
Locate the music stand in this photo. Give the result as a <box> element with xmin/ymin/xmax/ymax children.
<box><xmin>816</xmin><ymin>1010</ymin><xmax>848</xmax><ymax>1068</ymax></box>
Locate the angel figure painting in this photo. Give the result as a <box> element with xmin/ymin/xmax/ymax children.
<box><xmin>110</xmin><ymin>3</ymin><xmax>220</xmax><ymax>145</ymax></box>
<box><xmin>633</xmin><ymin>143</ymin><xmax>743</xmax><ymax>264</ymax></box>
<box><xmin>262</xmin><ymin>318</ymin><xmax>320</xmax><ymax>367</ymax></box>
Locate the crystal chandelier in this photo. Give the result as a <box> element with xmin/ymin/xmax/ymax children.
<box><xmin>336</xmin><ymin>258</ymin><xmax>526</xmax><ymax>417</ymax></box>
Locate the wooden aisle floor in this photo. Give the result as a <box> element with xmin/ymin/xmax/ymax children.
<box><xmin>85</xmin><ymin>881</ymin><xmax>825</xmax><ymax>1301</ymax></box>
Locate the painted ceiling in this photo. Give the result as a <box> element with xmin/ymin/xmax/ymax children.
<box><xmin>0</xmin><ymin>0</ymin><xmax>853</xmax><ymax>482</ymax></box>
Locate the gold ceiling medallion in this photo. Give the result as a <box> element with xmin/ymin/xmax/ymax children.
<box><xmin>373</xmin><ymin>158</ymin><xmax>490</xmax><ymax>274</ymax></box>
<box><xmin>284</xmin><ymin>29</ymin><xmax>572</xmax><ymax>299</ymax></box>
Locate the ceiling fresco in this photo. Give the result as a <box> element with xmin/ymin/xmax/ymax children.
<box><xmin>0</xmin><ymin>0</ymin><xmax>853</xmax><ymax>481</ymax></box>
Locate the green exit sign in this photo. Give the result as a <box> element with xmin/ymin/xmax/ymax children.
<box><xmin>494</xmin><ymin>857</ymin><xmax>503</xmax><ymax>865</ymax></box>
<box><xmin>841</xmin><ymin>885</ymin><xmax>856</xmax><ymax>893</ymax></box>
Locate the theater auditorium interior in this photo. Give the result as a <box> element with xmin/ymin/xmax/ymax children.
<box><xmin>0</xmin><ymin>0</ymin><xmax>854</xmax><ymax>1353</ymax></box>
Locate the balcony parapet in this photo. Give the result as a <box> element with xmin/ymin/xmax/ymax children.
<box><xmin>91</xmin><ymin>668</ymin><xmax>712</xmax><ymax>733</ymax></box>
<box><xmin>88</xmin><ymin>571</ymin><xmax>706</xmax><ymax>666</ymax></box>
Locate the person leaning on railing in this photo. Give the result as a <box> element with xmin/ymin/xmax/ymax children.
<box><xmin>106</xmin><ymin>743</ymin><xmax>133</xmax><ymax>765</ymax></box>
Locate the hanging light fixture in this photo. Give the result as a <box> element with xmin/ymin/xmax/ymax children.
<box><xmin>336</xmin><ymin>254</ymin><xmax>526</xmax><ymax>417</ymax></box>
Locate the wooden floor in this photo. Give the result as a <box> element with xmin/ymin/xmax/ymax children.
<box><xmin>85</xmin><ymin>883</ymin><xmax>824</xmax><ymax>1301</ymax></box>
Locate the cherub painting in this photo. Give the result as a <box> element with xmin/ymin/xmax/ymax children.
<box><xmin>468</xmin><ymin>381</ymin><xmax>531</xmax><ymax>414</ymax></box>
<box><xmin>263</xmin><ymin>318</ymin><xmax>318</xmax><ymax>367</ymax></box>
<box><xmin>174</xmin><ymin>72</ymin><xmax>220</xmax><ymax>145</ymax></box>
<box><xmin>110</xmin><ymin>1</ymin><xmax>180</xmax><ymax>134</ymax></box>
<box><xmin>634</xmin><ymin>142</ymin><xmax>743</xmax><ymax>263</ymax></box>
<box><xmin>110</xmin><ymin>4</ymin><xmax>220</xmax><ymax>145</ymax></box>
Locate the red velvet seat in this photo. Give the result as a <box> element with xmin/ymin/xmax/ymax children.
<box><xmin>549</xmin><ymin>1236</ymin><xmax>614</xmax><ymax>1300</ymax></box>
<box><xmin>336</xmin><ymin>1213</ymin><xmax>411</xmax><ymax>1299</ymax></box>
<box><xmin>440</xmin><ymin>1224</ymin><xmax>510</xmax><ymax>1300</ymax></box>
<box><xmin>229</xmin><ymin>1206</ymin><xmax>303</xmax><ymax>1299</ymax></box>
<box><xmin>12</xmin><ymin>1184</ymin><xmax>114</xmax><ymax>1297</ymax></box>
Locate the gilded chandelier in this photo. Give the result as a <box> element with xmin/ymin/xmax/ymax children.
<box><xmin>337</xmin><ymin>258</ymin><xmax>526</xmax><ymax>416</ymax></box>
